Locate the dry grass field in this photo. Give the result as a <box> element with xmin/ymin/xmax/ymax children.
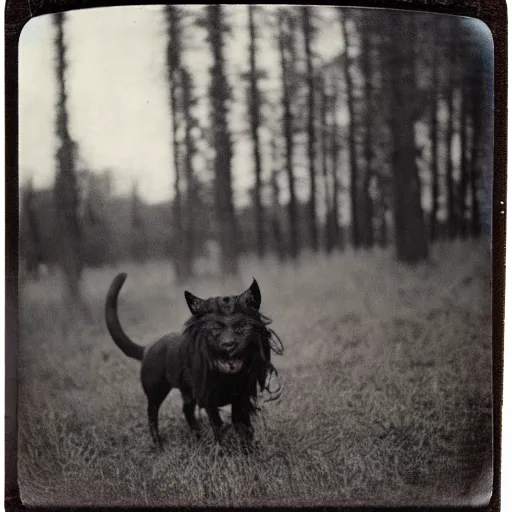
<box><xmin>17</xmin><ymin>239</ymin><xmax>493</xmax><ymax>508</ymax></box>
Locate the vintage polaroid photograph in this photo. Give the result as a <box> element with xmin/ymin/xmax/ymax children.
<box><xmin>15</xmin><ymin>3</ymin><xmax>496</xmax><ymax>508</ymax></box>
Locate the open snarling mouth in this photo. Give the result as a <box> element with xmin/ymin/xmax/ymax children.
<box><xmin>215</xmin><ymin>355</ymin><xmax>244</xmax><ymax>374</ymax></box>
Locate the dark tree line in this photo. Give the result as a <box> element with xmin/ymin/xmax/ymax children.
<box><xmin>20</xmin><ymin>7</ymin><xmax>493</xmax><ymax>298</ymax></box>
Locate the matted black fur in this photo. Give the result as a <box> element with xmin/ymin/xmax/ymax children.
<box><xmin>105</xmin><ymin>273</ymin><xmax>283</xmax><ymax>449</ymax></box>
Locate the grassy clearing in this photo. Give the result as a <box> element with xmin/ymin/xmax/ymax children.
<box><xmin>18</xmin><ymin>240</ymin><xmax>493</xmax><ymax>507</ymax></box>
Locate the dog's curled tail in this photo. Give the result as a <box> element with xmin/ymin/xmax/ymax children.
<box><xmin>105</xmin><ymin>273</ymin><xmax>145</xmax><ymax>361</ymax></box>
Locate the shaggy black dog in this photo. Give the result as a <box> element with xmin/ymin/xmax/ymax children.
<box><xmin>105</xmin><ymin>274</ymin><xmax>282</xmax><ymax>449</ymax></box>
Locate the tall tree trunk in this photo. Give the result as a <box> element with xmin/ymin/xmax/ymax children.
<box><xmin>320</xmin><ymin>76</ymin><xmax>332</xmax><ymax>254</ymax></box>
<box><xmin>372</xmin><ymin>28</ymin><xmax>388</xmax><ymax>249</ymax></box>
<box><xmin>469</xmin><ymin>77</ymin><xmax>482</xmax><ymax>238</ymax></box>
<box><xmin>206</xmin><ymin>5</ymin><xmax>239</xmax><ymax>277</ymax></box>
<box><xmin>429</xmin><ymin>45</ymin><xmax>440</xmax><ymax>241</ymax></box>
<box><xmin>53</xmin><ymin>12</ymin><xmax>86</xmax><ymax>307</ymax></box>
<box><xmin>278</xmin><ymin>9</ymin><xmax>299</xmax><ymax>260</ymax></box>
<box><xmin>181</xmin><ymin>67</ymin><xmax>196</xmax><ymax>278</ymax></box>
<box><xmin>302</xmin><ymin>6</ymin><xmax>318</xmax><ymax>252</ymax></box>
<box><xmin>21</xmin><ymin>180</ymin><xmax>43</xmax><ymax>278</ymax></box>
<box><xmin>164</xmin><ymin>6</ymin><xmax>185</xmax><ymax>282</ymax></box>
<box><xmin>131</xmin><ymin>181</ymin><xmax>147</xmax><ymax>263</ymax></box>
<box><xmin>388</xmin><ymin>16</ymin><xmax>428</xmax><ymax>263</ymax></box>
<box><xmin>248</xmin><ymin>5</ymin><xmax>265</xmax><ymax>260</ymax></box>
<box><xmin>445</xmin><ymin>36</ymin><xmax>457</xmax><ymax>238</ymax></box>
<box><xmin>329</xmin><ymin>78</ymin><xmax>342</xmax><ymax>250</ymax></box>
<box><xmin>339</xmin><ymin>9</ymin><xmax>360</xmax><ymax>250</ymax></box>
<box><xmin>361</xmin><ymin>23</ymin><xmax>374</xmax><ymax>248</ymax></box>
<box><xmin>270</xmin><ymin>171</ymin><xmax>285</xmax><ymax>262</ymax></box>
<box><xmin>270</xmin><ymin>138</ymin><xmax>285</xmax><ymax>262</ymax></box>
<box><xmin>377</xmin><ymin>176</ymin><xmax>388</xmax><ymax>248</ymax></box>
<box><xmin>459</xmin><ymin>79</ymin><xmax>469</xmax><ymax>238</ymax></box>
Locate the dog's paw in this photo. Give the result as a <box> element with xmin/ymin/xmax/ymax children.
<box><xmin>149</xmin><ymin>436</ymin><xmax>164</xmax><ymax>453</ymax></box>
<box><xmin>211</xmin><ymin>423</ymin><xmax>229</xmax><ymax>443</ymax></box>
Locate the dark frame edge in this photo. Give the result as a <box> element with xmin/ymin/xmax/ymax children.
<box><xmin>4</xmin><ymin>0</ymin><xmax>507</xmax><ymax>511</ymax></box>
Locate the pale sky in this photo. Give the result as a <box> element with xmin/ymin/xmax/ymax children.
<box><xmin>19</xmin><ymin>5</ymin><xmax>344</xmax><ymax>206</ymax></box>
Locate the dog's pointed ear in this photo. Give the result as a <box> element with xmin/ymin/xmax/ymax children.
<box><xmin>184</xmin><ymin>291</ymin><xmax>205</xmax><ymax>315</ymax></box>
<box><xmin>239</xmin><ymin>278</ymin><xmax>261</xmax><ymax>310</ymax></box>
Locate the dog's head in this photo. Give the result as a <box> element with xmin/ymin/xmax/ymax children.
<box><xmin>183</xmin><ymin>279</ymin><xmax>268</xmax><ymax>375</ymax></box>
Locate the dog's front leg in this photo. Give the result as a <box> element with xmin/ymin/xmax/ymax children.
<box><xmin>232</xmin><ymin>398</ymin><xmax>254</xmax><ymax>451</ymax></box>
<box><xmin>206</xmin><ymin>405</ymin><xmax>224</xmax><ymax>444</ymax></box>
